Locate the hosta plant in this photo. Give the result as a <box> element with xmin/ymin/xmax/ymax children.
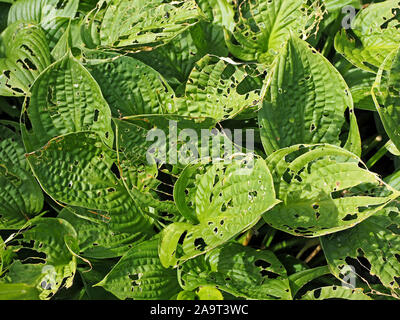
<box><xmin>0</xmin><ymin>0</ymin><xmax>400</xmax><ymax>301</ymax></box>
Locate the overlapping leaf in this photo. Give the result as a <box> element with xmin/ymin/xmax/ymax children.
<box><xmin>99</xmin><ymin>0</ymin><xmax>204</xmax><ymax>50</ymax></box>
<box><xmin>263</xmin><ymin>144</ymin><xmax>400</xmax><ymax>237</ymax></box>
<box><xmin>224</xmin><ymin>0</ymin><xmax>321</xmax><ymax>64</ymax></box>
<box><xmin>25</xmin><ymin>132</ymin><xmax>154</xmax><ymax>234</ymax></box>
<box><xmin>258</xmin><ymin>36</ymin><xmax>360</xmax><ymax>156</ymax></box>
<box><xmin>335</xmin><ymin>0</ymin><xmax>400</xmax><ymax>73</ymax></box>
<box><xmin>133</xmin><ymin>29</ymin><xmax>206</xmax><ymax>89</ymax></box>
<box><xmin>175</xmin><ymin>55</ymin><xmax>261</xmax><ymax>121</ymax></box>
<box><xmin>0</xmin><ymin>21</ymin><xmax>51</xmax><ymax>96</ymax></box>
<box><xmin>59</xmin><ymin>207</ymin><xmax>149</xmax><ymax>258</ymax></box>
<box><xmin>321</xmin><ymin>200</ymin><xmax>400</xmax><ymax>296</ymax></box>
<box><xmin>97</xmin><ymin>238</ymin><xmax>181</xmax><ymax>300</ymax></box>
<box><xmin>371</xmin><ymin>47</ymin><xmax>400</xmax><ymax>152</ymax></box>
<box><xmin>0</xmin><ymin>124</ymin><xmax>43</xmax><ymax>229</ymax></box>
<box><xmin>22</xmin><ymin>52</ymin><xmax>113</xmax><ymax>151</ymax></box>
<box><xmin>160</xmin><ymin>156</ymin><xmax>279</xmax><ymax>267</ymax></box>
<box><xmin>301</xmin><ymin>286</ymin><xmax>372</xmax><ymax>300</ymax></box>
<box><xmin>82</xmin><ymin>49</ymin><xmax>176</xmax><ymax>117</ymax></box>
<box><xmin>2</xmin><ymin>217</ymin><xmax>79</xmax><ymax>299</ymax></box>
<box><xmin>7</xmin><ymin>0</ymin><xmax>79</xmax><ymax>25</ymax></box>
<box><xmin>179</xmin><ymin>242</ymin><xmax>291</xmax><ymax>300</ymax></box>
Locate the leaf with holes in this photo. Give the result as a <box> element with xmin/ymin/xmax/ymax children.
<box><xmin>7</xmin><ymin>0</ymin><xmax>79</xmax><ymax>25</ymax></box>
<box><xmin>3</xmin><ymin>217</ymin><xmax>79</xmax><ymax>300</ymax></box>
<box><xmin>224</xmin><ymin>0</ymin><xmax>322</xmax><ymax>64</ymax></box>
<box><xmin>321</xmin><ymin>200</ymin><xmax>400</xmax><ymax>296</ymax></box>
<box><xmin>99</xmin><ymin>0</ymin><xmax>204</xmax><ymax>50</ymax></box>
<box><xmin>178</xmin><ymin>242</ymin><xmax>291</xmax><ymax>300</ymax></box>
<box><xmin>97</xmin><ymin>238</ymin><xmax>181</xmax><ymax>300</ymax></box>
<box><xmin>58</xmin><ymin>207</ymin><xmax>149</xmax><ymax>259</ymax></box>
<box><xmin>301</xmin><ymin>286</ymin><xmax>372</xmax><ymax>300</ymax></box>
<box><xmin>263</xmin><ymin>144</ymin><xmax>400</xmax><ymax>237</ymax></box>
<box><xmin>0</xmin><ymin>21</ymin><xmax>51</xmax><ymax>96</ymax></box>
<box><xmin>334</xmin><ymin>0</ymin><xmax>400</xmax><ymax>73</ymax></box>
<box><xmin>160</xmin><ymin>156</ymin><xmax>279</xmax><ymax>267</ymax></box>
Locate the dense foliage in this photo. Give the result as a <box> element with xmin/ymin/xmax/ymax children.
<box><xmin>0</xmin><ymin>0</ymin><xmax>400</xmax><ymax>300</ymax></box>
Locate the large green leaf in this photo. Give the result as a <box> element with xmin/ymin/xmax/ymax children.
<box><xmin>97</xmin><ymin>238</ymin><xmax>181</xmax><ymax>300</ymax></box>
<box><xmin>179</xmin><ymin>242</ymin><xmax>291</xmax><ymax>300</ymax></box>
<box><xmin>0</xmin><ymin>124</ymin><xmax>43</xmax><ymax>229</ymax></box>
<box><xmin>3</xmin><ymin>217</ymin><xmax>79</xmax><ymax>299</ymax></box>
<box><xmin>263</xmin><ymin>144</ymin><xmax>400</xmax><ymax>237</ymax></box>
<box><xmin>160</xmin><ymin>156</ymin><xmax>279</xmax><ymax>267</ymax></box>
<box><xmin>334</xmin><ymin>0</ymin><xmax>400</xmax><ymax>73</ymax></box>
<box><xmin>258</xmin><ymin>36</ymin><xmax>360</xmax><ymax>156</ymax></box>
<box><xmin>59</xmin><ymin>207</ymin><xmax>148</xmax><ymax>259</ymax></box>
<box><xmin>224</xmin><ymin>0</ymin><xmax>321</xmax><ymax>64</ymax></box>
<box><xmin>0</xmin><ymin>21</ymin><xmax>51</xmax><ymax>96</ymax></box>
<box><xmin>25</xmin><ymin>132</ymin><xmax>154</xmax><ymax>234</ymax></box>
<box><xmin>371</xmin><ymin>47</ymin><xmax>400</xmax><ymax>152</ymax></box>
<box><xmin>22</xmin><ymin>52</ymin><xmax>113</xmax><ymax>151</ymax></box>
<box><xmin>99</xmin><ymin>0</ymin><xmax>204</xmax><ymax>50</ymax></box>
<box><xmin>7</xmin><ymin>0</ymin><xmax>79</xmax><ymax>24</ymax></box>
<box><xmin>82</xmin><ymin>49</ymin><xmax>176</xmax><ymax>118</ymax></box>
<box><xmin>321</xmin><ymin>201</ymin><xmax>400</xmax><ymax>295</ymax></box>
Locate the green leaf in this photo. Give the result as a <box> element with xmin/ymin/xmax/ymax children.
<box><xmin>301</xmin><ymin>286</ymin><xmax>372</xmax><ymax>300</ymax></box>
<box><xmin>334</xmin><ymin>0</ymin><xmax>400</xmax><ymax>73</ymax></box>
<box><xmin>176</xmin><ymin>290</ymin><xmax>197</xmax><ymax>300</ymax></box>
<box><xmin>4</xmin><ymin>217</ymin><xmax>79</xmax><ymax>299</ymax></box>
<box><xmin>196</xmin><ymin>286</ymin><xmax>224</xmax><ymax>300</ymax></box>
<box><xmin>343</xmin><ymin>68</ymin><xmax>376</xmax><ymax>111</ymax></box>
<box><xmin>97</xmin><ymin>238</ymin><xmax>181</xmax><ymax>300</ymax></box>
<box><xmin>0</xmin><ymin>124</ymin><xmax>43</xmax><ymax>229</ymax></box>
<box><xmin>288</xmin><ymin>265</ymin><xmax>331</xmax><ymax>297</ymax></box>
<box><xmin>0</xmin><ymin>21</ymin><xmax>51</xmax><ymax>96</ymax></box>
<box><xmin>179</xmin><ymin>242</ymin><xmax>291</xmax><ymax>300</ymax></box>
<box><xmin>7</xmin><ymin>0</ymin><xmax>79</xmax><ymax>25</ymax></box>
<box><xmin>175</xmin><ymin>55</ymin><xmax>261</xmax><ymax>121</ymax></box>
<box><xmin>82</xmin><ymin>49</ymin><xmax>176</xmax><ymax>117</ymax></box>
<box><xmin>25</xmin><ymin>132</ymin><xmax>154</xmax><ymax>234</ymax></box>
<box><xmin>133</xmin><ymin>29</ymin><xmax>206</xmax><ymax>89</ymax></box>
<box><xmin>224</xmin><ymin>0</ymin><xmax>321</xmax><ymax>64</ymax></box>
<box><xmin>99</xmin><ymin>0</ymin><xmax>204</xmax><ymax>50</ymax></box>
<box><xmin>323</xmin><ymin>0</ymin><xmax>360</xmax><ymax>12</ymax></box>
<box><xmin>160</xmin><ymin>156</ymin><xmax>279</xmax><ymax>267</ymax></box>
<box><xmin>78</xmin><ymin>260</ymin><xmax>118</xmax><ymax>300</ymax></box>
<box><xmin>22</xmin><ymin>52</ymin><xmax>113</xmax><ymax>151</ymax></box>
<box><xmin>196</xmin><ymin>0</ymin><xmax>234</xmax><ymax>31</ymax></box>
<box><xmin>371</xmin><ymin>47</ymin><xmax>400</xmax><ymax>152</ymax></box>
<box><xmin>263</xmin><ymin>144</ymin><xmax>400</xmax><ymax>237</ymax></box>
<box><xmin>0</xmin><ymin>283</ymin><xmax>40</xmax><ymax>300</ymax></box>
<box><xmin>59</xmin><ymin>206</ymin><xmax>148</xmax><ymax>259</ymax></box>
<box><xmin>321</xmin><ymin>201</ymin><xmax>400</xmax><ymax>294</ymax></box>
<box><xmin>258</xmin><ymin>36</ymin><xmax>360</xmax><ymax>155</ymax></box>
